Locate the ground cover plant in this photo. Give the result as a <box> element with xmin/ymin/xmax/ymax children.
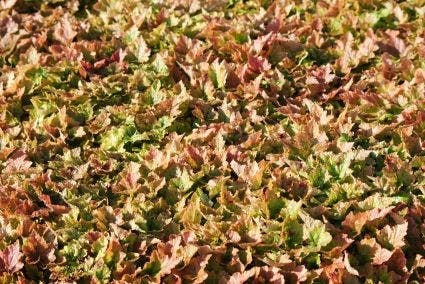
<box><xmin>0</xmin><ymin>0</ymin><xmax>425</xmax><ymax>283</ymax></box>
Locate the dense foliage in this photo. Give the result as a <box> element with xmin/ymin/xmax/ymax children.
<box><xmin>1</xmin><ymin>0</ymin><xmax>425</xmax><ymax>283</ymax></box>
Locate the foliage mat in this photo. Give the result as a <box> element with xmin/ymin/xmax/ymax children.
<box><xmin>0</xmin><ymin>0</ymin><xmax>425</xmax><ymax>283</ymax></box>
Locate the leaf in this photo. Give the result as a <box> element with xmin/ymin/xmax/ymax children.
<box><xmin>342</xmin><ymin>207</ymin><xmax>394</xmax><ymax>235</ymax></box>
<box><xmin>208</xmin><ymin>59</ymin><xmax>227</xmax><ymax>89</ymax></box>
<box><xmin>100</xmin><ymin>126</ymin><xmax>127</xmax><ymax>151</ymax></box>
<box><xmin>142</xmin><ymin>255</ymin><xmax>162</xmax><ymax>277</ymax></box>
<box><xmin>344</xmin><ymin>252</ymin><xmax>359</xmax><ymax>276</ymax></box>
<box><xmin>4</xmin><ymin>150</ymin><xmax>32</xmax><ymax>174</ymax></box>
<box><xmin>228</xmin><ymin>268</ymin><xmax>258</xmax><ymax>284</ymax></box>
<box><xmin>268</xmin><ymin>198</ymin><xmax>285</xmax><ymax>219</ymax></box>
<box><xmin>256</xmin><ymin>266</ymin><xmax>285</xmax><ymax>283</ymax></box>
<box><xmin>53</xmin><ymin>14</ymin><xmax>77</xmax><ymax>44</ymax></box>
<box><xmin>114</xmin><ymin>162</ymin><xmax>141</xmax><ymax>192</ymax></box>
<box><xmin>100</xmin><ymin>119</ymin><xmax>145</xmax><ymax>152</ymax></box>
<box><xmin>145</xmin><ymin>80</ymin><xmax>163</xmax><ymax>105</ymax></box>
<box><xmin>284</xmin><ymin>219</ymin><xmax>304</xmax><ymax>248</ymax></box>
<box><xmin>0</xmin><ymin>0</ymin><xmax>16</xmax><ymax>9</ymax></box>
<box><xmin>152</xmin><ymin>54</ymin><xmax>168</xmax><ymax>74</ymax></box>
<box><xmin>60</xmin><ymin>240</ymin><xmax>87</xmax><ymax>263</ymax></box>
<box><xmin>0</xmin><ymin>241</ymin><xmax>23</xmax><ymax>274</ymax></box>
<box><xmin>104</xmin><ymin>238</ymin><xmax>123</xmax><ymax>267</ymax></box>
<box><xmin>357</xmin><ymin>237</ymin><xmax>393</xmax><ymax>266</ymax></box>
<box><xmin>135</xmin><ymin>36</ymin><xmax>151</xmax><ymax>63</ymax></box>
<box><xmin>150</xmin><ymin>116</ymin><xmax>172</xmax><ymax>140</ymax></box>
<box><xmin>143</xmin><ymin>236</ymin><xmax>183</xmax><ymax>279</ymax></box>
<box><xmin>180</xmin><ymin>193</ymin><xmax>202</xmax><ymax>226</ymax></box>
<box><xmin>377</xmin><ymin>222</ymin><xmax>408</xmax><ymax>249</ymax></box>
<box><xmin>386</xmin><ymin>248</ymin><xmax>407</xmax><ymax>274</ymax></box>
<box><xmin>230</xmin><ymin>160</ymin><xmax>266</xmax><ymax>188</ymax></box>
<box><xmin>301</xmin><ymin>213</ymin><xmax>332</xmax><ymax>249</ymax></box>
<box><xmin>22</xmin><ymin>231</ymin><xmax>56</xmax><ymax>265</ymax></box>
<box><xmin>247</xmin><ymin>55</ymin><xmax>271</xmax><ymax>74</ymax></box>
<box><xmin>306</xmin><ymin>64</ymin><xmax>335</xmax><ymax>94</ymax></box>
<box><xmin>307</xmin><ymin>224</ymin><xmax>332</xmax><ymax>249</ymax></box>
<box><xmin>26</xmin><ymin>67</ymin><xmax>47</xmax><ymax>85</ymax></box>
<box><xmin>172</xmin><ymin>168</ymin><xmax>194</xmax><ymax>192</ymax></box>
<box><xmin>29</xmin><ymin>98</ymin><xmax>57</xmax><ymax>122</ymax></box>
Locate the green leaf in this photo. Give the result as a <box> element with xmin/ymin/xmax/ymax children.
<box><xmin>284</xmin><ymin>219</ymin><xmax>303</xmax><ymax>248</ymax></box>
<box><xmin>152</xmin><ymin>54</ymin><xmax>168</xmax><ymax>74</ymax></box>
<box><xmin>209</xmin><ymin>60</ymin><xmax>227</xmax><ymax>89</ymax></box>
<box><xmin>308</xmin><ymin>224</ymin><xmax>332</xmax><ymax>248</ymax></box>
<box><xmin>145</xmin><ymin>80</ymin><xmax>163</xmax><ymax>105</ymax></box>
<box><xmin>142</xmin><ymin>256</ymin><xmax>162</xmax><ymax>277</ymax></box>
<box><xmin>150</xmin><ymin>116</ymin><xmax>172</xmax><ymax>140</ymax></box>
<box><xmin>282</xmin><ymin>200</ymin><xmax>302</xmax><ymax>220</ymax></box>
<box><xmin>268</xmin><ymin>198</ymin><xmax>285</xmax><ymax>219</ymax></box>
<box><xmin>29</xmin><ymin>98</ymin><xmax>57</xmax><ymax>121</ymax></box>
<box><xmin>100</xmin><ymin>118</ymin><xmax>145</xmax><ymax>152</ymax></box>
<box><xmin>100</xmin><ymin>126</ymin><xmax>128</xmax><ymax>152</ymax></box>
<box><xmin>301</xmin><ymin>212</ymin><xmax>332</xmax><ymax>249</ymax></box>
<box><xmin>26</xmin><ymin>67</ymin><xmax>47</xmax><ymax>85</ymax></box>
<box><xmin>94</xmin><ymin>266</ymin><xmax>111</xmax><ymax>282</ymax></box>
<box><xmin>60</xmin><ymin>240</ymin><xmax>87</xmax><ymax>263</ymax></box>
<box><xmin>172</xmin><ymin>168</ymin><xmax>194</xmax><ymax>192</ymax></box>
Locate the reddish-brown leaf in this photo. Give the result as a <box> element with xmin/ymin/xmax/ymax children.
<box><xmin>0</xmin><ymin>241</ymin><xmax>24</xmax><ymax>274</ymax></box>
